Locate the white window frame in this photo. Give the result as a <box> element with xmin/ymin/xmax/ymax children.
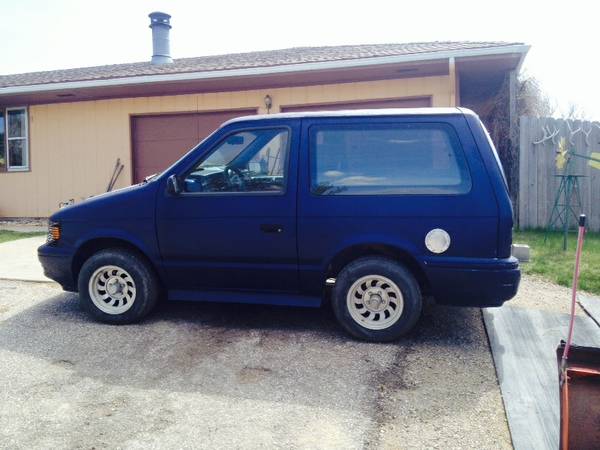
<box><xmin>5</xmin><ymin>106</ymin><xmax>29</xmax><ymax>172</ymax></box>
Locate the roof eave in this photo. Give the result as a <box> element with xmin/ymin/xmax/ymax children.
<box><xmin>515</xmin><ymin>44</ymin><xmax>531</xmax><ymax>72</ymax></box>
<box><xmin>0</xmin><ymin>44</ymin><xmax>530</xmax><ymax>97</ymax></box>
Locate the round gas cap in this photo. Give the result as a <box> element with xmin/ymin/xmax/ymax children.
<box><xmin>425</xmin><ymin>228</ymin><xmax>451</xmax><ymax>254</ymax></box>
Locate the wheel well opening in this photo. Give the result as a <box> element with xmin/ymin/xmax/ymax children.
<box><xmin>71</xmin><ymin>238</ymin><xmax>157</xmax><ymax>287</ymax></box>
<box><xmin>326</xmin><ymin>244</ymin><xmax>430</xmax><ymax>294</ymax></box>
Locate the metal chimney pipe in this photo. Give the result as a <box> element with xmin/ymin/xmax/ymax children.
<box><xmin>149</xmin><ymin>12</ymin><xmax>173</xmax><ymax>64</ymax></box>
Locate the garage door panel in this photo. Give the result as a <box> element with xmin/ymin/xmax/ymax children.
<box><xmin>132</xmin><ymin>109</ymin><xmax>256</xmax><ymax>183</ymax></box>
<box><xmin>195</xmin><ymin>111</ymin><xmax>253</xmax><ymax>137</ymax></box>
<box><xmin>134</xmin><ymin>138</ymin><xmax>198</xmax><ymax>167</ymax></box>
<box><xmin>135</xmin><ymin>165</ymin><xmax>169</xmax><ymax>179</ymax></box>
<box><xmin>281</xmin><ymin>97</ymin><xmax>431</xmax><ymax>112</ymax></box>
<box><xmin>133</xmin><ymin>115</ymin><xmax>198</xmax><ymax>141</ymax></box>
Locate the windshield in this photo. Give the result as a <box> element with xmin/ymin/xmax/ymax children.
<box><xmin>200</xmin><ymin>132</ymin><xmax>258</xmax><ymax>167</ymax></box>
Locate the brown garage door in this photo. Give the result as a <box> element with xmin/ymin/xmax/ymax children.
<box><xmin>280</xmin><ymin>97</ymin><xmax>431</xmax><ymax>112</ymax></box>
<box><xmin>132</xmin><ymin>109</ymin><xmax>256</xmax><ymax>183</ymax></box>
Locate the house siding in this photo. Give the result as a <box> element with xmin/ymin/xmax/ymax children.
<box><xmin>0</xmin><ymin>75</ymin><xmax>453</xmax><ymax>217</ymax></box>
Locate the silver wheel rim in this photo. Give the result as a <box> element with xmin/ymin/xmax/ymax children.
<box><xmin>346</xmin><ymin>275</ymin><xmax>404</xmax><ymax>330</ymax></box>
<box><xmin>88</xmin><ymin>265</ymin><xmax>137</xmax><ymax>315</ymax></box>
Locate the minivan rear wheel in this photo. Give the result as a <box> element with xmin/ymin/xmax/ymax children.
<box><xmin>78</xmin><ymin>248</ymin><xmax>159</xmax><ymax>324</ymax></box>
<box><xmin>332</xmin><ymin>257</ymin><xmax>422</xmax><ymax>342</ymax></box>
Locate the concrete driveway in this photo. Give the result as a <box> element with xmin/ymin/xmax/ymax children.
<box><xmin>0</xmin><ymin>280</ymin><xmax>510</xmax><ymax>449</ymax></box>
<box><xmin>0</xmin><ymin>236</ymin><xmax>49</xmax><ymax>282</ymax></box>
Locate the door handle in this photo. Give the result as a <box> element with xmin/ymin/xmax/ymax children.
<box><xmin>260</xmin><ymin>224</ymin><xmax>283</xmax><ymax>233</ymax></box>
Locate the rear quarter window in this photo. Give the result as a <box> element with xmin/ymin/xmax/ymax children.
<box><xmin>310</xmin><ymin>123</ymin><xmax>472</xmax><ymax>195</ymax></box>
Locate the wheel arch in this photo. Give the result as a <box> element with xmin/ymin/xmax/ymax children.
<box><xmin>325</xmin><ymin>243</ymin><xmax>430</xmax><ymax>294</ymax></box>
<box><xmin>72</xmin><ymin>237</ymin><xmax>162</xmax><ymax>289</ymax></box>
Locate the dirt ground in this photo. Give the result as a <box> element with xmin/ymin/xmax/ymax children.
<box><xmin>0</xmin><ymin>218</ymin><xmax>46</xmax><ymax>233</ymax></box>
<box><xmin>0</xmin><ymin>279</ymin><xmax>512</xmax><ymax>449</ymax></box>
<box><xmin>510</xmin><ymin>273</ymin><xmax>592</xmax><ymax>316</ymax></box>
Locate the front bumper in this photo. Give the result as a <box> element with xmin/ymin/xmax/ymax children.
<box><xmin>38</xmin><ymin>243</ymin><xmax>76</xmax><ymax>291</ymax></box>
<box><xmin>423</xmin><ymin>256</ymin><xmax>520</xmax><ymax>307</ymax></box>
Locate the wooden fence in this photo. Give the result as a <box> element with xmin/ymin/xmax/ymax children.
<box><xmin>518</xmin><ymin>116</ymin><xmax>600</xmax><ymax>231</ymax></box>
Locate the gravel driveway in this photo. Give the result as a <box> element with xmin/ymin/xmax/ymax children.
<box><xmin>0</xmin><ymin>280</ymin><xmax>510</xmax><ymax>449</ymax></box>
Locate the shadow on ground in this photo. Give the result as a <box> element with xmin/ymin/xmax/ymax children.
<box><xmin>0</xmin><ymin>290</ymin><xmax>487</xmax><ymax>413</ymax></box>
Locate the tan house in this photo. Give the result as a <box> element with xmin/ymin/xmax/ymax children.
<box><xmin>0</xmin><ymin>14</ymin><xmax>528</xmax><ymax>217</ymax></box>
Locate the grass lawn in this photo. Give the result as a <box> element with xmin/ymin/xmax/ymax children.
<box><xmin>0</xmin><ymin>230</ymin><xmax>46</xmax><ymax>244</ymax></box>
<box><xmin>514</xmin><ymin>229</ymin><xmax>600</xmax><ymax>295</ymax></box>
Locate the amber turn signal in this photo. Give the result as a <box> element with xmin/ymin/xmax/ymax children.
<box><xmin>47</xmin><ymin>223</ymin><xmax>61</xmax><ymax>243</ymax></box>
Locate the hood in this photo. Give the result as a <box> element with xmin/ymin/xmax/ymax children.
<box><xmin>50</xmin><ymin>182</ymin><xmax>158</xmax><ymax>223</ymax></box>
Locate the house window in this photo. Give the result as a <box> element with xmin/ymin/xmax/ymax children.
<box><xmin>0</xmin><ymin>107</ymin><xmax>29</xmax><ymax>171</ymax></box>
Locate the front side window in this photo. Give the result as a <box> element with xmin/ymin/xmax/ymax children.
<box><xmin>1</xmin><ymin>107</ymin><xmax>29</xmax><ymax>171</ymax></box>
<box><xmin>183</xmin><ymin>128</ymin><xmax>289</xmax><ymax>193</ymax></box>
<box><xmin>310</xmin><ymin>123</ymin><xmax>471</xmax><ymax>195</ymax></box>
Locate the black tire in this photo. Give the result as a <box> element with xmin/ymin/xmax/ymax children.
<box><xmin>77</xmin><ymin>248</ymin><xmax>159</xmax><ymax>324</ymax></box>
<box><xmin>331</xmin><ymin>257</ymin><xmax>422</xmax><ymax>342</ymax></box>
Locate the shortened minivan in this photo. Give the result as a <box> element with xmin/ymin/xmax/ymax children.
<box><xmin>39</xmin><ymin>108</ymin><xmax>520</xmax><ymax>342</ymax></box>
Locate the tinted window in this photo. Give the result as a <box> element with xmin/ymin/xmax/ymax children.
<box><xmin>184</xmin><ymin>128</ymin><xmax>289</xmax><ymax>193</ymax></box>
<box><xmin>310</xmin><ymin>123</ymin><xmax>471</xmax><ymax>195</ymax></box>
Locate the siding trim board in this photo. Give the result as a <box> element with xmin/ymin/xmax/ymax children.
<box><xmin>280</xmin><ymin>96</ymin><xmax>432</xmax><ymax>112</ymax></box>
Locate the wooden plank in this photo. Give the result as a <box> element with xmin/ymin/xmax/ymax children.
<box><xmin>546</xmin><ymin>117</ymin><xmax>562</xmax><ymax>227</ymax></box>
<box><xmin>523</xmin><ymin>116</ymin><xmax>533</xmax><ymax>228</ymax></box>
<box><xmin>591</xmin><ymin>163</ymin><xmax>600</xmax><ymax>231</ymax></box>
<box><xmin>537</xmin><ymin>117</ymin><xmax>548</xmax><ymax>227</ymax></box>
<box><xmin>542</xmin><ymin>131</ymin><xmax>552</xmax><ymax>227</ymax></box>
<box><xmin>587</xmin><ymin>124</ymin><xmax>600</xmax><ymax>230</ymax></box>
<box><xmin>519</xmin><ymin>116</ymin><xmax>529</xmax><ymax>228</ymax></box>
<box><xmin>576</xmin><ymin>120</ymin><xmax>591</xmax><ymax>222</ymax></box>
<box><xmin>595</xmin><ymin>124</ymin><xmax>600</xmax><ymax>230</ymax></box>
<box><xmin>483</xmin><ymin>305</ymin><xmax>600</xmax><ymax>450</ymax></box>
<box><xmin>579</xmin><ymin>294</ymin><xmax>600</xmax><ymax>326</ymax></box>
<box><xmin>529</xmin><ymin>117</ymin><xmax>539</xmax><ymax>227</ymax></box>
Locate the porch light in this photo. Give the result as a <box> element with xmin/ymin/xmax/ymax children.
<box><xmin>264</xmin><ymin>94</ymin><xmax>273</xmax><ymax>113</ymax></box>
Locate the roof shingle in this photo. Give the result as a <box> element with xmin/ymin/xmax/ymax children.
<box><xmin>0</xmin><ymin>41</ymin><xmax>523</xmax><ymax>88</ymax></box>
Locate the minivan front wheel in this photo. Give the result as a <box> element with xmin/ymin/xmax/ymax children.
<box><xmin>78</xmin><ymin>249</ymin><xmax>159</xmax><ymax>324</ymax></box>
<box><xmin>332</xmin><ymin>257</ymin><xmax>422</xmax><ymax>342</ymax></box>
<box><xmin>88</xmin><ymin>265</ymin><xmax>137</xmax><ymax>315</ymax></box>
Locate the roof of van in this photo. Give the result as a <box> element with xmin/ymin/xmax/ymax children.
<box><xmin>223</xmin><ymin>107</ymin><xmax>475</xmax><ymax>125</ymax></box>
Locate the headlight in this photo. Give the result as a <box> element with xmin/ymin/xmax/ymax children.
<box><xmin>47</xmin><ymin>222</ymin><xmax>61</xmax><ymax>243</ymax></box>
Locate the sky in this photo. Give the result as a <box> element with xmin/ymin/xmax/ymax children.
<box><xmin>1</xmin><ymin>0</ymin><xmax>598</xmax><ymax>119</ymax></box>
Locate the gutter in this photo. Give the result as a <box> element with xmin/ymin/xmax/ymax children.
<box><xmin>0</xmin><ymin>44</ymin><xmax>530</xmax><ymax>97</ymax></box>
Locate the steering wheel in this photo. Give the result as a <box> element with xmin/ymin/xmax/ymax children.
<box><xmin>225</xmin><ymin>167</ymin><xmax>246</xmax><ymax>191</ymax></box>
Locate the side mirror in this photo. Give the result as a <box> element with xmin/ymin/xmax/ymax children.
<box><xmin>166</xmin><ymin>174</ymin><xmax>182</xmax><ymax>195</ymax></box>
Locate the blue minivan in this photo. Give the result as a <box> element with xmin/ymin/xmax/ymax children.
<box><xmin>38</xmin><ymin>108</ymin><xmax>519</xmax><ymax>341</ymax></box>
